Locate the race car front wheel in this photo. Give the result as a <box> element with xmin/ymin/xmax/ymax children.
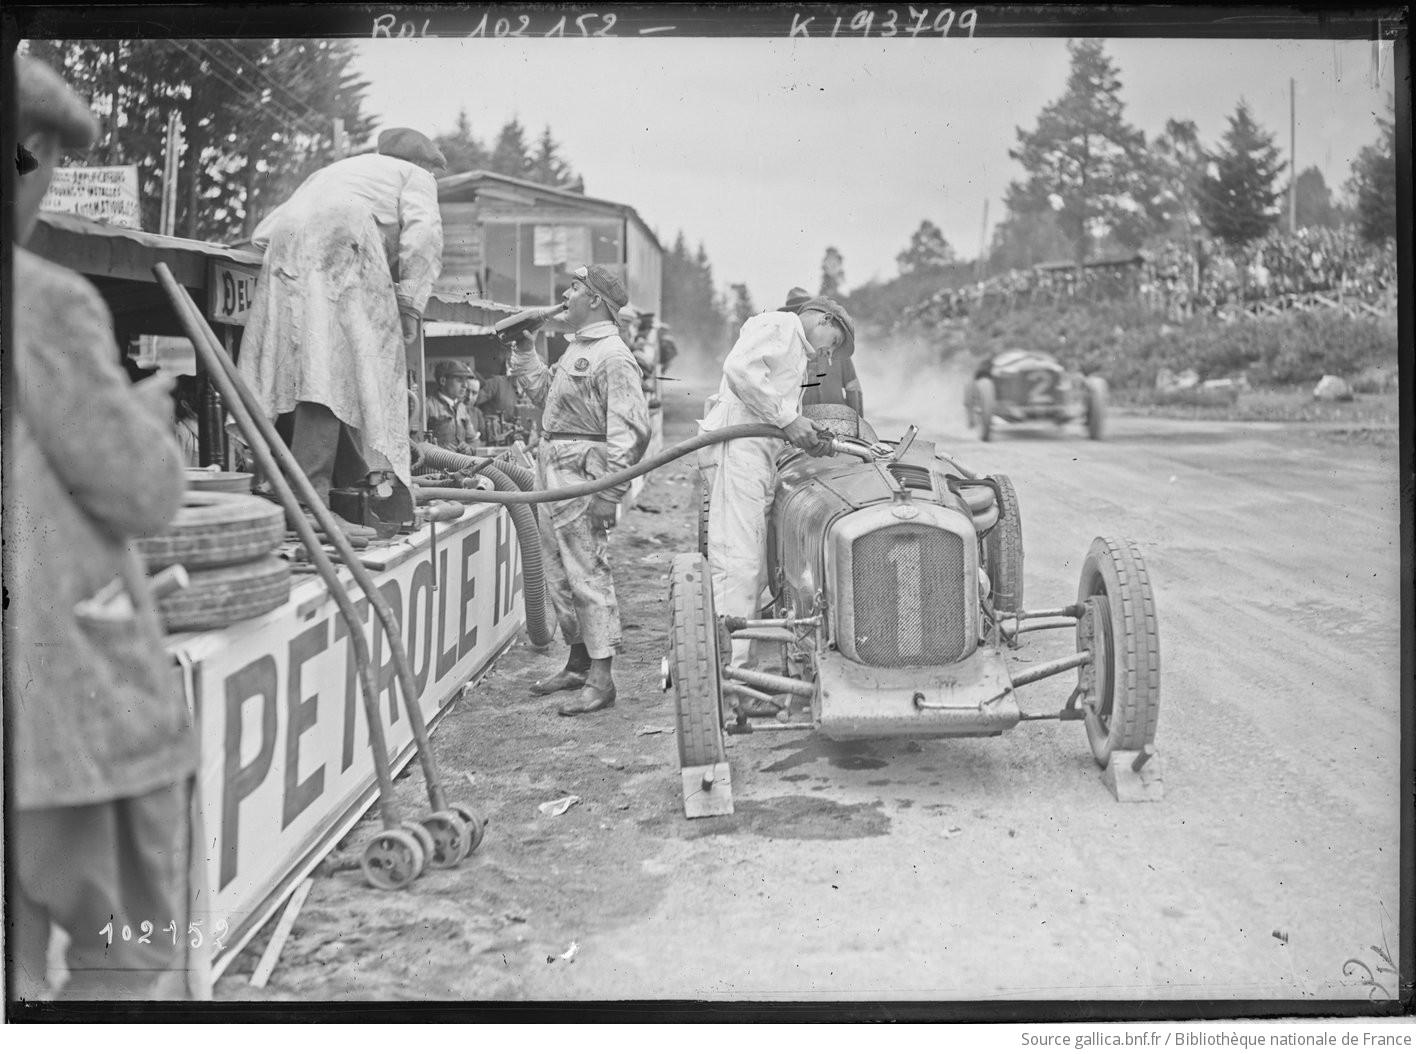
<box><xmin>1075</xmin><ymin>537</ymin><xmax>1160</xmax><ymax>767</ymax></box>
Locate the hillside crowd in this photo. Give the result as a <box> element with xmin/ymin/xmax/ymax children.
<box><xmin>905</xmin><ymin>225</ymin><xmax>1397</xmax><ymax>326</ymax></box>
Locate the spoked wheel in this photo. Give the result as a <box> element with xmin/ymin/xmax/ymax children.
<box><xmin>449</xmin><ymin>803</ymin><xmax>487</xmax><ymax>854</ymax></box>
<box><xmin>668</xmin><ymin>553</ymin><xmax>727</xmax><ymax>768</ymax></box>
<box><xmin>420</xmin><ymin>811</ymin><xmax>472</xmax><ymax>869</ymax></box>
<box><xmin>983</xmin><ymin>473</ymin><xmax>1024</xmax><ymax>613</ymax></box>
<box><xmin>1075</xmin><ymin>538</ymin><xmax>1160</xmax><ymax>766</ymax></box>
<box><xmin>1084</xmin><ymin>377</ymin><xmax>1109</xmax><ymax>440</ymax></box>
<box><xmin>975</xmin><ymin>377</ymin><xmax>995</xmax><ymax>441</ymax></box>
<box><xmin>361</xmin><ymin>828</ymin><xmax>426</xmax><ymax>890</ymax></box>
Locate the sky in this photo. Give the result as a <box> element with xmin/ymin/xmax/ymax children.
<box><xmin>351</xmin><ymin>26</ymin><xmax>1396</xmax><ymax>306</ymax></box>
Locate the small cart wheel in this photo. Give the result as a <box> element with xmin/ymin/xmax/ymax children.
<box><xmin>421</xmin><ymin>811</ymin><xmax>472</xmax><ymax>869</ymax></box>
<box><xmin>450</xmin><ymin>803</ymin><xmax>487</xmax><ymax>853</ymax></box>
<box><xmin>401</xmin><ymin>819</ymin><xmax>436</xmax><ymax>862</ymax></box>
<box><xmin>360</xmin><ymin>828</ymin><xmax>426</xmax><ymax>890</ymax></box>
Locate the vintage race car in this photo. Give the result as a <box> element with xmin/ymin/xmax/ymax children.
<box><xmin>963</xmin><ymin>349</ymin><xmax>1108</xmax><ymax>441</ymax></box>
<box><xmin>666</xmin><ymin>404</ymin><xmax>1160</xmax><ymax>816</ymax></box>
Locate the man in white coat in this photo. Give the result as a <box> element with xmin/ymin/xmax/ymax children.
<box><xmin>239</xmin><ymin>127</ymin><xmax>445</xmax><ymax>535</ymax></box>
<box><xmin>698</xmin><ymin>298</ymin><xmax>855</xmax><ymax>704</ymax></box>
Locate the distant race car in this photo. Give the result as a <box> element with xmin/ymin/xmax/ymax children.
<box><xmin>963</xmin><ymin>349</ymin><xmax>1108</xmax><ymax>441</ymax></box>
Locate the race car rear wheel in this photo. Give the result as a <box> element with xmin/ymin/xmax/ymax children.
<box><xmin>668</xmin><ymin>553</ymin><xmax>726</xmax><ymax>768</ymax></box>
<box><xmin>974</xmin><ymin>377</ymin><xmax>995</xmax><ymax>441</ymax></box>
<box><xmin>983</xmin><ymin>473</ymin><xmax>1024</xmax><ymax>612</ymax></box>
<box><xmin>1084</xmin><ymin>377</ymin><xmax>1109</xmax><ymax>440</ymax></box>
<box><xmin>1075</xmin><ymin>538</ymin><xmax>1160</xmax><ymax>767</ymax></box>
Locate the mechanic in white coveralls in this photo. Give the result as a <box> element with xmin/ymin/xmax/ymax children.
<box><xmin>507</xmin><ymin>265</ymin><xmax>652</xmax><ymax>716</ymax></box>
<box><xmin>698</xmin><ymin>298</ymin><xmax>855</xmax><ymax>711</ymax></box>
<box><xmin>239</xmin><ymin>128</ymin><xmax>446</xmax><ymax>538</ymax></box>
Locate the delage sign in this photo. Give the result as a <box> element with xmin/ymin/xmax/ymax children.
<box><xmin>208</xmin><ymin>260</ymin><xmax>260</xmax><ymax>325</ymax></box>
<box><xmin>40</xmin><ymin>165</ymin><xmax>141</xmax><ymax>229</ymax></box>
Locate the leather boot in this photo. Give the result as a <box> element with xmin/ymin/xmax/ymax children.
<box><xmin>530</xmin><ymin>669</ymin><xmax>588</xmax><ymax>696</ymax></box>
<box><xmin>557</xmin><ymin>682</ymin><xmax>616</xmax><ymax>716</ymax></box>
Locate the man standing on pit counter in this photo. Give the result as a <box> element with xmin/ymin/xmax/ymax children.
<box><xmin>506</xmin><ymin>265</ymin><xmax>652</xmax><ymax>716</ymax></box>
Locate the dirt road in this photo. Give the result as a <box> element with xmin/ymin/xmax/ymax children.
<box><xmin>217</xmin><ymin>360</ymin><xmax>1404</xmax><ymax>1007</ymax></box>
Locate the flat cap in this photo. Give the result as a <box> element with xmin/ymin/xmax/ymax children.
<box><xmin>16</xmin><ymin>55</ymin><xmax>100</xmax><ymax>149</ymax></box>
<box><xmin>797</xmin><ymin>296</ymin><xmax>856</xmax><ymax>358</ymax></box>
<box><xmin>779</xmin><ymin>286</ymin><xmax>812</xmax><ymax>312</ymax></box>
<box><xmin>377</xmin><ymin>127</ymin><xmax>448</xmax><ymax>171</ymax></box>
<box><xmin>434</xmin><ymin>359</ymin><xmax>475</xmax><ymax>380</ymax></box>
<box><xmin>573</xmin><ymin>264</ymin><xmax>629</xmax><ymax>313</ymax></box>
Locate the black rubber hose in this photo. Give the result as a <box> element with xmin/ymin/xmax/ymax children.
<box><xmin>416</xmin><ymin>423</ymin><xmax>795</xmax><ymax>505</ymax></box>
<box><xmin>478</xmin><ymin>463</ymin><xmax>555</xmax><ymax>648</ymax></box>
<box><xmin>414</xmin><ymin>442</ymin><xmax>554</xmax><ymax>646</ymax></box>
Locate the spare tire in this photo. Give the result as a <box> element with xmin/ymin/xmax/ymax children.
<box><xmin>138</xmin><ymin>492</ymin><xmax>285</xmax><ymax>572</ymax></box>
<box><xmin>803</xmin><ymin>403</ymin><xmax>880</xmax><ymax>444</ymax></box>
<box><xmin>157</xmin><ymin>555</ymin><xmax>292</xmax><ymax>632</ymax></box>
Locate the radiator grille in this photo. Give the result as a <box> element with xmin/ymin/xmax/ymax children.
<box><xmin>850</xmin><ymin>525</ymin><xmax>967</xmax><ymax>666</ymax></box>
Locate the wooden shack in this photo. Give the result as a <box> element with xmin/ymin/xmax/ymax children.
<box><xmin>435</xmin><ymin>170</ymin><xmax>663</xmax><ymax>316</ymax></box>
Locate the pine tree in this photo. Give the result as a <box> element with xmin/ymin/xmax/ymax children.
<box><xmin>489</xmin><ymin>118</ymin><xmax>533</xmax><ymax>180</ymax></box>
<box><xmin>820</xmin><ymin>246</ymin><xmax>845</xmax><ymax>297</ymax></box>
<box><xmin>527</xmin><ymin>125</ymin><xmax>582</xmax><ymax>192</ymax></box>
<box><xmin>895</xmin><ymin>220</ymin><xmax>955</xmax><ymax>274</ymax></box>
<box><xmin>437</xmin><ymin>109</ymin><xmax>488</xmax><ymax>174</ymax></box>
<box><xmin>1345</xmin><ymin>95</ymin><xmax>1396</xmax><ymax>243</ymax></box>
<box><xmin>1005</xmin><ymin>39</ymin><xmax>1165</xmax><ymax>263</ymax></box>
<box><xmin>729</xmin><ymin>284</ymin><xmax>756</xmax><ymax>329</ymax></box>
<box><xmin>1197</xmin><ymin>100</ymin><xmax>1286</xmax><ymax>248</ymax></box>
<box><xmin>1292</xmin><ymin>167</ymin><xmax>1341</xmax><ymax>230</ymax></box>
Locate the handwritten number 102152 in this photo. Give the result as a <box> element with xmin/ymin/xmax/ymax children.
<box><xmin>99</xmin><ymin>917</ymin><xmax>228</xmax><ymax>951</ymax></box>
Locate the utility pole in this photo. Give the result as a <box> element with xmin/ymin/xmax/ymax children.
<box><xmin>1289</xmin><ymin>78</ymin><xmax>1297</xmax><ymax>233</ymax></box>
<box><xmin>976</xmin><ymin>198</ymin><xmax>990</xmax><ymax>281</ymax></box>
<box><xmin>161</xmin><ymin>110</ymin><xmax>183</xmax><ymax>236</ymax></box>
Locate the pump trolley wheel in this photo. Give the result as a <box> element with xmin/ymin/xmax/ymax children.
<box><xmin>1075</xmin><ymin>537</ymin><xmax>1160</xmax><ymax>767</ymax></box>
<box><xmin>450</xmin><ymin>803</ymin><xmax>487</xmax><ymax>853</ymax></box>
<box><xmin>400</xmin><ymin>820</ymin><xmax>435</xmax><ymax>863</ymax></box>
<box><xmin>421</xmin><ymin>811</ymin><xmax>472</xmax><ymax>868</ymax></box>
<box><xmin>360</xmin><ymin>828</ymin><xmax>426</xmax><ymax>890</ymax></box>
<box><xmin>668</xmin><ymin>553</ymin><xmax>727</xmax><ymax>768</ymax></box>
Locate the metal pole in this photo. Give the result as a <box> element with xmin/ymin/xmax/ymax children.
<box><xmin>1289</xmin><ymin>78</ymin><xmax>1297</xmax><ymax>233</ymax></box>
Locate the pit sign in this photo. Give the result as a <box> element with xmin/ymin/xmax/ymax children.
<box><xmin>208</xmin><ymin>260</ymin><xmax>260</xmax><ymax>325</ymax></box>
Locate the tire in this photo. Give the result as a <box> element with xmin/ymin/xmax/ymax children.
<box><xmin>983</xmin><ymin>473</ymin><xmax>1024</xmax><ymax>612</ymax></box>
<box><xmin>975</xmin><ymin>377</ymin><xmax>995</xmax><ymax>441</ymax></box>
<box><xmin>138</xmin><ymin>492</ymin><xmax>285</xmax><ymax>572</ymax></box>
<box><xmin>697</xmin><ymin>476</ymin><xmax>711</xmax><ymax>560</ymax></box>
<box><xmin>1084</xmin><ymin>377</ymin><xmax>1109</xmax><ymax>440</ymax></box>
<box><xmin>157</xmin><ymin>554</ymin><xmax>292</xmax><ymax>632</ymax></box>
<box><xmin>668</xmin><ymin>553</ymin><xmax>726</xmax><ymax>768</ymax></box>
<box><xmin>802</xmin><ymin>403</ymin><xmax>879</xmax><ymax>444</ymax></box>
<box><xmin>1075</xmin><ymin>538</ymin><xmax>1160</xmax><ymax>767</ymax></box>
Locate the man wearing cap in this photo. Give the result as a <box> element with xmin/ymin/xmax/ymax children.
<box><xmin>239</xmin><ymin>127</ymin><xmax>446</xmax><ymax>537</ymax></box>
<box><xmin>506</xmin><ymin>265</ymin><xmax>652</xmax><ymax>716</ymax></box>
<box><xmin>426</xmin><ymin>359</ymin><xmax>480</xmax><ymax>451</ymax></box>
<box><xmin>7</xmin><ymin>55</ymin><xmax>196</xmax><ymax>999</ymax></box>
<box><xmin>782</xmin><ymin>286</ymin><xmax>865</xmax><ymax>416</ymax></box>
<box><xmin>698</xmin><ymin>297</ymin><xmax>855</xmax><ymax>704</ymax></box>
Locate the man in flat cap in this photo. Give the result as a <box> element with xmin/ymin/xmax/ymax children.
<box><xmin>506</xmin><ymin>265</ymin><xmax>652</xmax><ymax>715</ymax></box>
<box><xmin>7</xmin><ymin>55</ymin><xmax>196</xmax><ymax>999</ymax></box>
<box><xmin>239</xmin><ymin>127</ymin><xmax>446</xmax><ymax>537</ymax></box>
<box><xmin>782</xmin><ymin>286</ymin><xmax>864</xmax><ymax>416</ymax></box>
<box><xmin>426</xmin><ymin>358</ymin><xmax>480</xmax><ymax>451</ymax></box>
<box><xmin>697</xmin><ymin>295</ymin><xmax>855</xmax><ymax>712</ymax></box>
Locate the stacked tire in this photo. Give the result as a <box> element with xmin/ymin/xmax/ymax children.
<box><xmin>137</xmin><ymin>492</ymin><xmax>290</xmax><ymax>632</ymax></box>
